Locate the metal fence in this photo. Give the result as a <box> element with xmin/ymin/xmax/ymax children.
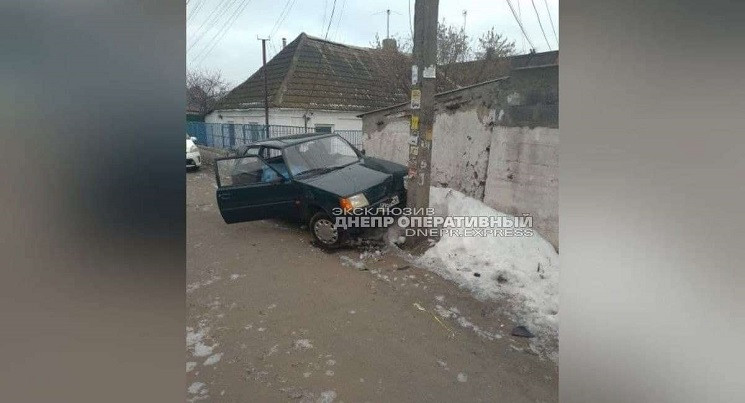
<box><xmin>186</xmin><ymin>122</ymin><xmax>364</xmax><ymax>150</ymax></box>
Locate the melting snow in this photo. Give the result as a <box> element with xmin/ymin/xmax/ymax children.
<box><xmin>188</xmin><ymin>382</ymin><xmax>205</xmax><ymax>394</ymax></box>
<box><xmin>340</xmin><ymin>255</ymin><xmax>366</xmax><ymax>270</ymax></box>
<box><xmin>457</xmin><ymin>372</ymin><xmax>468</xmax><ymax>382</ymax></box>
<box><xmin>319</xmin><ymin>390</ymin><xmax>337</xmax><ymax>403</ymax></box>
<box><xmin>293</xmin><ymin>339</ymin><xmax>313</xmax><ymax>350</ymax></box>
<box><xmin>418</xmin><ymin>187</ymin><xmax>559</xmax><ymax>350</ymax></box>
<box><xmin>186</xmin><ymin>362</ymin><xmax>197</xmax><ymax>372</ymax></box>
<box><xmin>203</xmin><ymin>352</ymin><xmax>223</xmax><ymax>366</ymax></box>
<box><xmin>187</xmin><ymin>275</ymin><xmax>221</xmax><ymax>293</ymax></box>
<box><xmin>193</xmin><ymin>341</ymin><xmax>216</xmax><ymax>357</ymax></box>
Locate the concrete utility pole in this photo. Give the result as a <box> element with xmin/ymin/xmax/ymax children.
<box><xmin>258</xmin><ymin>36</ymin><xmax>270</xmax><ymax>138</ymax></box>
<box><xmin>406</xmin><ymin>0</ymin><xmax>439</xmax><ymax>210</ymax></box>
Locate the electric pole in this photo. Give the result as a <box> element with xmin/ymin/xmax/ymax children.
<box><xmin>406</xmin><ymin>0</ymin><xmax>438</xmax><ymax>211</ymax></box>
<box><xmin>258</xmin><ymin>36</ymin><xmax>270</xmax><ymax>138</ymax></box>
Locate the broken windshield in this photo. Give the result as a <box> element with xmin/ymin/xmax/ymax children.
<box><xmin>283</xmin><ymin>136</ymin><xmax>360</xmax><ymax>178</ymax></box>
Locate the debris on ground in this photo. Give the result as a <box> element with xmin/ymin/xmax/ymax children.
<box><xmin>511</xmin><ymin>325</ymin><xmax>535</xmax><ymax>338</ymax></box>
<box><xmin>340</xmin><ymin>255</ymin><xmax>366</xmax><ymax>270</ymax></box>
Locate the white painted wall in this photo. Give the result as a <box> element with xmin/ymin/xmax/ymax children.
<box><xmin>205</xmin><ymin>108</ymin><xmax>362</xmax><ymax>131</ymax></box>
<box><xmin>362</xmin><ymin>108</ymin><xmax>493</xmax><ymax>199</ymax></box>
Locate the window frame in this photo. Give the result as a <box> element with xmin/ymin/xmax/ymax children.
<box><xmin>214</xmin><ymin>154</ymin><xmax>289</xmax><ymax>188</ymax></box>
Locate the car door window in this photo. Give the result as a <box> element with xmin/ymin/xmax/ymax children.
<box><xmin>244</xmin><ymin>146</ymin><xmax>260</xmax><ymax>156</ymax></box>
<box><xmin>216</xmin><ymin>156</ymin><xmax>285</xmax><ymax>187</ymax></box>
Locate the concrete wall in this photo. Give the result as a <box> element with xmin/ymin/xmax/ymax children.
<box><xmin>205</xmin><ymin>108</ymin><xmax>362</xmax><ymax>131</ymax></box>
<box><xmin>361</xmin><ymin>73</ymin><xmax>559</xmax><ymax>248</ymax></box>
<box><xmin>484</xmin><ymin>126</ymin><xmax>559</xmax><ymax>248</ymax></box>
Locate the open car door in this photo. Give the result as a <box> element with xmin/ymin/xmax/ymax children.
<box><xmin>214</xmin><ymin>155</ymin><xmax>300</xmax><ymax>224</ymax></box>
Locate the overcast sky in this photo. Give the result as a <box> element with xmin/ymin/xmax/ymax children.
<box><xmin>187</xmin><ymin>0</ymin><xmax>559</xmax><ymax>86</ymax></box>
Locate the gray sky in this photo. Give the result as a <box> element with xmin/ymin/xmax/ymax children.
<box><xmin>187</xmin><ymin>0</ymin><xmax>559</xmax><ymax>86</ymax></box>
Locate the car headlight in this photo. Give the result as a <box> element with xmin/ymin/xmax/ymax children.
<box><xmin>188</xmin><ymin>144</ymin><xmax>198</xmax><ymax>153</ymax></box>
<box><xmin>339</xmin><ymin>193</ymin><xmax>369</xmax><ymax>212</ymax></box>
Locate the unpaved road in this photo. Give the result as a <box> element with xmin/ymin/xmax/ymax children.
<box><xmin>187</xmin><ymin>166</ymin><xmax>557</xmax><ymax>402</ymax></box>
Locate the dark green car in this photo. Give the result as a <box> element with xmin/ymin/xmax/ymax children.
<box><xmin>214</xmin><ymin>133</ymin><xmax>407</xmax><ymax>248</ymax></box>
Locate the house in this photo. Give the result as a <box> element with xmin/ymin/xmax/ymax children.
<box><xmin>208</xmin><ymin>31</ymin><xmax>558</xmax><ymax>134</ymax></box>
<box><xmin>205</xmin><ymin>33</ymin><xmax>412</xmax><ymax>132</ymax></box>
<box><xmin>358</xmin><ymin>52</ymin><xmax>559</xmax><ymax>248</ymax></box>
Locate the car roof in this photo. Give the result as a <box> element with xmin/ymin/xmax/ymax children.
<box><xmin>249</xmin><ymin>132</ymin><xmax>338</xmax><ymax>149</ymax></box>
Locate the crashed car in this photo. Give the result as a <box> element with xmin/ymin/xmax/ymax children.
<box><xmin>214</xmin><ymin>133</ymin><xmax>407</xmax><ymax>248</ymax></box>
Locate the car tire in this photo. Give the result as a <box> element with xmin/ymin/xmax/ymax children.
<box><xmin>309</xmin><ymin>212</ymin><xmax>343</xmax><ymax>249</ymax></box>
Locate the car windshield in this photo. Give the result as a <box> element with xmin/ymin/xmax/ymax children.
<box><xmin>283</xmin><ymin>136</ymin><xmax>360</xmax><ymax>177</ymax></box>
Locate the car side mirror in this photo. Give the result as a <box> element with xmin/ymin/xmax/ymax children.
<box><xmin>190</xmin><ymin>136</ymin><xmax>198</xmax><ymax>142</ymax></box>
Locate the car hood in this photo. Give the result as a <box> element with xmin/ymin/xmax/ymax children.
<box><xmin>186</xmin><ymin>139</ymin><xmax>195</xmax><ymax>152</ymax></box>
<box><xmin>296</xmin><ymin>162</ymin><xmax>393</xmax><ymax>200</ymax></box>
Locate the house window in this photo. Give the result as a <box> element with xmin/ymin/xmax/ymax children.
<box><xmin>314</xmin><ymin>124</ymin><xmax>333</xmax><ymax>133</ymax></box>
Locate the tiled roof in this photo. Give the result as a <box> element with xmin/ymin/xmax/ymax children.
<box><xmin>215</xmin><ymin>33</ymin><xmax>410</xmax><ymax>112</ymax></box>
<box><xmin>439</xmin><ymin>50</ymin><xmax>558</xmax><ymax>87</ymax></box>
<box><xmin>216</xmin><ymin>33</ymin><xmax>558</xmax><ymax>113</ymax></box>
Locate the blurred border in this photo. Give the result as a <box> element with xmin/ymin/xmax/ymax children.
<box><xmin>561</xmin><ymin>0</ymin><xmax>745</xmax><ymax>401</ymax></box>
<box><xmin>1</xmin><ymin>1</ymin><xmax>185</xmax><ymax>402</ymax></box>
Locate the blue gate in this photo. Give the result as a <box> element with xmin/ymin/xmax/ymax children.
<box><xmin>186</xmin><ymin>122</ymin><xmax>364</xmax><ymax>150</ymax></box>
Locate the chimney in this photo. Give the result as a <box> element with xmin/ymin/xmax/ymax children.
<box><xmin>381</xmin><ymin>38</ymin><xmax>397</xmax><ymax>52</ymax></box>
<box><xmin>282</xmin><ymin>37</ymin><xmax>287</xmax><ymax>48</ymax></box>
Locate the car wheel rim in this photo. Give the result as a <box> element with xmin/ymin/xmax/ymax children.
<box><xmin>314</xmin><ymin>219</ymin><xmax>338</xmax><ymax>244</ymax></box>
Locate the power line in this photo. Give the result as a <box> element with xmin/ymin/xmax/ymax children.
<box><xmin>192</xmin><ymin>0</ymin><xmax>252</xmax><ymax>65</ymax></box>
<box><xmin>542</xmin><ymin>0</ymin><xmax>559</xmax><ymax>47</ymax></box>
<box><xmin>331</xmin><ymin>0</ymin><xmax>347</xmax><ymax>40</ymax></box>
<box><xmin>269</xmin><ymin>0</ymin><xmax>297</xmax><ymax>39</ymax></box>
<box><xmin>505</xmin><ymin>0</ymin><xmax>535</xmax><ymax>51</ymax></box>
<box><xmin>531</xmin><ymin>0</ymin><xmax>552</xmax><ymax>50</ymax></box>
<box><xmin>190</xmin><ymin>0</ymin><xmax>241</xmax><ymax>59</ymax></box>
<box><xmin>187</xmin><ymin>0</ymin><xmax>207</xmax><ymax>22</ymax></box>
<box><xmin>517</xmin><ymin>0</ymin><xmax>524</xmax><ymax>53</ymax></box>
<box><xmin>189</xmin><ymin>0</ymin><xmax>235</xmax><ymax>45</ymax></box>
<box><xmin>188</xmin><ymin>0</ymin><xmax>239</xmax><ymax>52</ymax></box>
<box><xmin>324</xmin><ymin>0</ymin><xmax>338</xmax><ymax>40</ymax></box>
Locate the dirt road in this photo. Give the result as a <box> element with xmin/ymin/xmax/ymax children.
<box><xmin>187</xmin><ymin>166</ymin><xmax>557</xmax><ymax>402</ymax></box>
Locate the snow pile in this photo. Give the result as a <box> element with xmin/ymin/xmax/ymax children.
<box><xmin>293</xmin><ymin>339</ymin><xmax>313</xmax><ymax>350</ymax></box>
<box><xmin>417</xmin><ymin>187</ymin><xmax>559</xmax><ymax>346</ymax></box>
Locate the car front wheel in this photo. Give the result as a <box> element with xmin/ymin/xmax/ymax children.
<box><xmin>310</xmin><ymin>212</ymin><xmax>343</xmax><ymax>249</ymax></box>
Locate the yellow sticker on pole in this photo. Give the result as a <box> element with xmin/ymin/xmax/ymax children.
<box><xmin>425</xmin><ymin>128</ymin><xmax>432</xmax><ymax>140</ymax></box>
<box><xmin>410</xmin><ymin>89</ymin><xmax>421</xmax><ymax>109</ymax></box>
<box><xmin>411</xmin><ymin>115</ymin><xmax>419</xmax><ymax>130</ymax></box>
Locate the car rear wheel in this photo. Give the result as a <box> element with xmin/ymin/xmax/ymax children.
<box><xmin>310</xmin><ymin>212</ymin><xmax>343</xmax><ymax>249</ymax></box>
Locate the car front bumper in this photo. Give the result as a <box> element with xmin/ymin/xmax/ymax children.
<box><xmin>338</xmin><ymin>191</ymin><xmax>406</xmax><ymax>234</ymax></box>
<box><xmin>186</xmin><ymin>150</ymin><xmax>202</xmax><ymax>168</ymax></box>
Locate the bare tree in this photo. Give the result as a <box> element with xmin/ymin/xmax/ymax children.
<box><xmin>186</xmin><ymin>69</ymin><xmax>230</xmax><ymax>116</ymax></box>
<box><xmin>474</xmin><ymin>28</ymin><xmax>516</xmax><ymax>60</ymax></box>
<box><xmin>437</xmin><ymin>20</ymin><xmax>471</xmax><ymax>64</ymax></box>
<box><xmin>370</xmin><ymin>32</ymin><xmax>413</xmax><ymax>53</ymax></box>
